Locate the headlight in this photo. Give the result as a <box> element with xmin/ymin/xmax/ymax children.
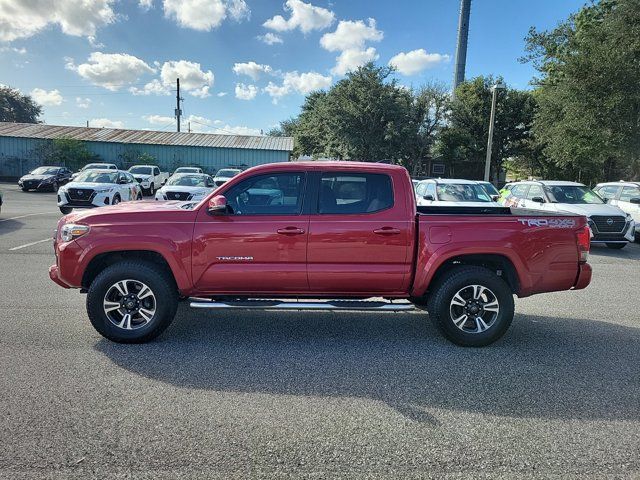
<box><xmin>94</xmin><ymin>187</ymin><xmax>114</xmax><ymax>194</ymax></box>
<box><xmin>60</xmin><ymin>224</ymin><xmax>90</xmax><ymax>242</ymax></box>
<box><xmin>40</xmin><ymin>177</ymin><xmax>54</xmax><ymax>184</ymax></box>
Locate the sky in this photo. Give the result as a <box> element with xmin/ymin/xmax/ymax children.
<box><xmin>0</xmin><ymin>0</ymin><xmax>586</xmax><ymax>136</ymax></box>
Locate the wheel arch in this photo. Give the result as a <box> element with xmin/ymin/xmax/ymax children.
<box><xmin>82</xmin><ymin>250</ymin><xmax>179</xmax><ymax>291</ymax></box>
<box><xmin>419</xmin><ymin>254</ymin><xmax>520</xmax><ymax>298</ymax></box>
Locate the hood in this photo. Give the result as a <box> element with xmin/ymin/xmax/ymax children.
<box><xmin>21</xmin><ymin>174</ymin><xmax>54</xmax><ymax>181</ymax></box>
<box><xmin>66</xmin><ymin>200</ymin><xmax>194</xmax><ymax>224</ymax></box>
<box><xmin>62</xmin><ymin>181</ymin><xmax>115</xmax><ymax>189</ymax></box>
<box><xmin>132</xmin><ymin>173</ymin><xmax>153</xmax><ymax>180</ymax></box>
<box><xmin>160</xmin><ymin>185</ymin><xmax>210</xmax><ymax>194</ymax></box>
<box><xmin>553</xmin><ymin>203</ymin><xmax>627</xmax><ymax>217</ymax></box>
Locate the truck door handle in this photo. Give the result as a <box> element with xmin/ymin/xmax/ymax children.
<box><xmin>373</xmin><ymin>227</ymin><xmax>401</xmax><ymax>235</ymax></box>
<box><xmin>277</xmin><ymin>227</ymin><xmax>305</xmax><ymax>235</ymax></box>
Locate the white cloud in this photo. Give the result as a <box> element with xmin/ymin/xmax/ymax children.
<box><xmin>232</xmin><ymin>61</ymin><xmax>273</xmax><ymax>81</ymax></box>
<box><xmin>235</xmin><ymin>83</ymin><xmax>258</xmax><ymax>100</ymax></box>
<box><xmin>217</xmin><ymin>91</ymin><xmax>228</xmax><ymax>97</ymax></box>
<box><xmin>320</xmin><ymin>18</ymin><xmax>383</xmax><ymax>52</ymax></box>
<box><xmin>162</xmin><ymin>0</ymin><xmax>249</xmax><ymax>31</ymax></box>
<box><xmin>129</xmin><ymin>79</ymin><xmax>171</xmax><ymax>96</ymax></box>
<box><xmin>0</xmin><ymin>0</ymin><xmax>116</xmax><ymax>42</ymax></box>
<box><xmin>143</xmin><ymin>114</ymin><xmax>174</xmax><ymax>125</ymax></box>
<box><xmin>264</xmin><ymin>71</ymin><xmax>332</xmax><ymax>103</ymax></box>
<box><xmin>257</xmin><ymin>32</ymin><xmax>283</xmax><ymax>45</ymax></box>
<box><xmin>76</xmin><ymin>97</ymin><xmax>92</xmax><ymax>108</ymax></box>
<box><xmin>332</xmin><ymin>47</ymin><xmax>378</xmax><ymax>75</ymax></box>
<box><xmin>389</xmin><ymin>49</ymin><xmax>450</xmax><ymax>75</ymax></box>
<box><xmin>0</xmin><ymin>46</ymin><xmax>27</xmax><ymax>54</ymax></box>
<box><xmin>31</xmin><ymin>88</ymin><xmax>63</xmax><ymax>106</ymax></box>
<box><xmin>160</xmin><ymin>60</ymin><xmax>214</xmax><ymax>97</ymax></box>
<box><xmin>139</xmin><ymin>0</ymin><xmax>153</xmax><ymax>10</ymax></box>
<box><xmin>263</xmin><ymin>0</ymin><xmax>334</xmax><ymax>34</ymax></box>
<box><xmin>90</xmin><ymin>118</ymin><xmax>124</xmax><ymax>128</ymax></box>
<box><xmin>320</xmin><ymin>19</ymin><xmax>383</xmax><ymax>76</ymax></box>
<box><xmin>70</xmin><ymin>52</ymin><xmax>155</xmax><ymax>90</ymax></box>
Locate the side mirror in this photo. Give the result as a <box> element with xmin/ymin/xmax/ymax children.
<box><xmin>118</xmin><ymin>178</ymin><xmax>128</xmax><ymax>184</ymax></box>
<box><xmin>423</xmin><ymin>195</ymin><xmax>434</xmax><ymax>201</ymax></box>
<box><xmin>531</xmin><ymin>196</ymin><xmax>545</xmax><ymax>203</ymax></box>
<box><xmin>491</xmin><ymin>195</ymin><xmax>500</xmax><ymax>202</ymax></box>
<box><xmin>208</xmin><ymin>195</ymin><xmax>228</xmax><ymax>215</ymax></box>
<box><xmin>630</xmin><ymin>197</ymin><xmax>640</xmax><ymax>205</ymax></box>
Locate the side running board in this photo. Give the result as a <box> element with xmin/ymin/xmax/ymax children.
<box><xmin>189</xmin><ymin>298</ymin><xmax>416</xmax><ymax>312</ymax></box>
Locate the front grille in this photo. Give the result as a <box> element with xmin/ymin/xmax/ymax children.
<box><xmin>591</xmin><ymin>215</ymin><xmax>626</xmax><ymax>233</ymax></box>
<box><xmin>215</xmin><ymin>180</ymin><xmax>225</xmax><ymax>186</ymax></box>
<box><xmin>67</xmin><ymin>188</ymin><xmax>95</xmax><ymax>201</ymax></box>
<box><xmin>166</xmin><ymin>191</ymin><xmax>191</xmax><ymax>201</ymax></box>
<box><xmin>23</xmin><ymin>180</ymin><xmax>38</xmax><ymax>189</ymax></box>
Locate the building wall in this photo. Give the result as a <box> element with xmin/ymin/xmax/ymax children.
<box><xmin>0</xmin><ymin>136</ymin><xmax>290</xmax><ymax>178</ymax></box>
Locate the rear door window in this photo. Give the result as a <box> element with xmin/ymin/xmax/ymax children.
<box><xmin>510</xmin><ymin>184</ymin><xmax>530</xmax><ymax>199</ymax></box>
<box><xmin>318</xmin><ymin>173</ymin><xmax>393</xmax><ymax>214</ymax></box>
<box><xmin>620</xmin><ymin>186</ymin><xmax>640</xmax><ymax>202</ymax></box>
<box><xmin>526</xmin><ymin>185</ymin><xmax>545</xmax><ymax>200</ymax></box>
<box><xmin>596</xmin><ymin>185</ymin><xmax>621</xmax><ymax>200</ymax></box>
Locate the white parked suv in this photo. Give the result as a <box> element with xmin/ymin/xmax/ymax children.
<box><xmin>213</xmin><ymin>168</ymin><xmax>242</xmax><ymax>187</ymax></box>
<box><xmin>415</xmin><ymin>178</ymin><xmax>500</xmax><ymax>207</ymax></box>
<box><xmin>58</xmin><ymin>169</ymin><xmax>143</xmax><ymax>214</ymax></box>
<box><xmin>594</xmin><ymin>181</ymin><xmax>640</xmax><ymax>241</ymax></box>
<box><xmin>505</xmin><ymin>180</ymin><xmax>635</xmax><ymax>249</ymax></box>
<box><xmin>128</xmin><ymin>165</ymin><xmax>169</xmax><ymax>196</ymax></box>
<box><xmin>71</xmin><ymin>163</ymin><xmax>118</xmax><ymax>180</ymax></box>
<box><xmin>155</xmin><ymin>173</ymin><xmax>216</xmax><ymax>202</ymax></box>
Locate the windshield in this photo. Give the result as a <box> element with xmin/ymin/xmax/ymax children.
<box><xmin>166</xmin><ymin>174</ymin><xmax>208</xmax><ymax>187</ymax></box>
<box><xmin>30</xmin><ymin>167</ymin><xmax>59</xmax><ymax>175</ymax></box>
<box><xmin>129</xmin><ymin>166</ymin><xmax>152</xmax><ymax>175</ymax></box>
<box><xmin>74</xmin><ymin>171</ymin><xmax>118</xmax><ymax>183</ymax></box>
<box><xmin>436</xmin><ymin>184</ymin><xmax>492</xmax><ymax>202</ymax></box>
<box><xmin>82</xmin><ymin>163</ymin><xmax>110</xmax><ymax>170</ymax></box>
<box><xmin>176</xmin><ymin>167</ymin><xmax>199</xmax><ymax>173</ymax></box>
<box><xmin>547</xmin><ymin>185</ymin><xmax>604</xmax><ymax>204</ymax></box>
<box><xmin>216</xmin><ymin>169</ymin><xmax>241</xmax><ymax>177</ymax></box>
<box><xmin>480</xmin><ymin>182</ymin><xmax>500</xmax><ymax>196</ymax></box>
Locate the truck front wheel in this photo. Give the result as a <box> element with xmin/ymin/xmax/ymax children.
<box><xmin>426</xmin><ymin>266</ymin><xmax>514</xmax><ymax>347</ymax></box>
<box><xmin>86</xmin><ymin>261</ymin><xmax>178</xmax><ymax>343</ymax></box>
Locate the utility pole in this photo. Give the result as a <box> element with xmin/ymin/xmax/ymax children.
<box><xmin>452</xmin><ymin>0</ymin><xmax>471</xmax><ymax>97</ymax></box>
<box><xmin>175</xmin><ymin>78</ymin><xmax>182</xmax><ymax>132</ymax></box>
<box><xmin>86</xmin><ymin>120</ymin><xmax>89</xmax><ymax>128</ymax></box>
<box><xmin>484</xmin><ymin>82</ymin><xmax>505</xmax><ymax>183</ymax></box>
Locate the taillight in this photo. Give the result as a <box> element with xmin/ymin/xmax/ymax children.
<box><xmin>576</xmin><ymin>225</ymin><xmax>591</xmax><ymax>263</ymax></box>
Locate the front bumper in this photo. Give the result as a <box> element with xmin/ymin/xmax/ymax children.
<box><xmin>588</xmin><ymin>218</ymin><xmax>635</xmax><ymax>243</ymax></box>
<box><xmin>49</xmin><ymin>265</ymin><xmax>71</xmax><ymax>288</ymax></box>
<box><xmin>19</xmin><ymin>180</ymin><xmax>55</xmax><ymax>190</ymax></box>
<box><xmin>57</xmin><ymin>190</ymin><xmax>112</xmax><ymax>209</ymax></box>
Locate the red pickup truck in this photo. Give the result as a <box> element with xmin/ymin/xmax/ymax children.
<box><xmin>50</xmin><ymin>162</ymin><xmax>592</xmax><ymax>347</ymax></box>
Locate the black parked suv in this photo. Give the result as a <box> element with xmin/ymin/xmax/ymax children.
<box><xmin>18</xmin><ymin>166</ymin><xmax>73</xmax><ymax>192</ymax></box>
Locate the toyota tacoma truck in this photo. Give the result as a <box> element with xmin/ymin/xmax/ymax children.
<box><xmin>49</xmin><ymin>162</ymin><xmax>592</xmax><ymax>347</ymax></box>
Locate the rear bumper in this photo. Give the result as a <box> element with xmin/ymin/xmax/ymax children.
<box><xmin>49</xmin><ymin>264</ymin><xmax>71</xmax><ymax>288</ymax></box>
<box><xmin>572</xmin><ymin>263</ymin><xmax>592</xmax><ymax>290</ymax></box>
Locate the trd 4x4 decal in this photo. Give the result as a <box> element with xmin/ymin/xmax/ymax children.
<box><xmin>518</xmin><ymin>218</ymin><xmax>577</xmax><ymax>228</ymax></box>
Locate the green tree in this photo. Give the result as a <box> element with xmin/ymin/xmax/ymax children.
<box><xmin>524</xmin><ymin>0</ymin><xmax>640</xmax><ymax>183</ymax></box>
<box><xmin>0</xmin><ymin>86</ymin><xmax>42</xmax><ymax>123</ymax></box>
<box><xmin>436</xmin><ymin>76</ymin><xmax>536</xmax><ymax>181</ymax></box>
<box><xmin>50</xmin><ymin>138</ymin><xmax>98</xmax><ymax>171</ymax></box>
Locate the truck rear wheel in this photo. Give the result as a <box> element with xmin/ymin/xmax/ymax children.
<box><xmin>426</xmin><ymin>266</ymin><xmax>514</xmax><ymax>347</ymax></box>
<box><xmin>86</xmin><ymin>261</ymin><xmax>178</xmax><ymax>343</ymax></box>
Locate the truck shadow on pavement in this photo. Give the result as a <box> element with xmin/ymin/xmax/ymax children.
<box><xmin>95</xmin><ymin>308</ymin><xmax>640</xmax><ymax>424</ymax></box>
<box><xmin>0</xmin><ymin>219</ymin><xmax>24</xmax><ymax>235</ymax></box>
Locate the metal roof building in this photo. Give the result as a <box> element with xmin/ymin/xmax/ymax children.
<box><xmin>0</xmin><ymin>122</ymin><xmax>294</xmax><ymax>178</ymax></box>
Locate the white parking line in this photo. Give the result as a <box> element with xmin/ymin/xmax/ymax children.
<box><xmin>0</xmin><ymin>212</ymin><xmax>58</xmax><ymax>222</ymax></box>
<box><xmin>9</xmin><ymin>238</ymin><xmax>52</xmax><ymax>251</ymax></box>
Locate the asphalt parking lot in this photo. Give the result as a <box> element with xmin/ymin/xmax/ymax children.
<box><xmin>1</xmin><ymin>181</ymin><xmax>639</xmax><ymax>479</ymax></box>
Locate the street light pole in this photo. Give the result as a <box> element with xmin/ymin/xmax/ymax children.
<box><xmin>484</xmin><ymin>82</ymin><xmax>505</xmax><ymax>183</ymax></box>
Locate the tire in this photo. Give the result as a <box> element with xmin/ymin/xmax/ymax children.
<box><xmin>426</xmin><ymin>266</ymin><xmax>515</xmax><ymax>347</ymax></box>
<box><xmin>21</xmin><ymin>187</ymin><xmax>29</xmax><ymax>192</ymax></box>
<box><xmin>136</xmin><ymin>192</ymin><xmax>143</xmax><ymax>200</ymax></box>
<box><xmin>606</xmin><ymin>243</ymin><xmax>626</xmax><ymax>249</ymax></box>
<box><xmin>52</xmin><ymin>182</ymin><xmax>59</xmax><ymax>192</ymax></box>
<box><xmin>148</xmin><ymin>183</ymin><xmax>155</xmax><ymax>196</ymax></box>
<box><xmin>86</xmin><ymin>261</ymin><xmax>178</xmax><ymax>343</ymax></box>
<box><xmin>112</xmin><ymin>194</ymin><xmax>121</xmax><ymax>205</ymax></box>
<box><xmin>59</xmin><ymin>206</ymin><xmax>73</xmax><ymax>214</ymax></box>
